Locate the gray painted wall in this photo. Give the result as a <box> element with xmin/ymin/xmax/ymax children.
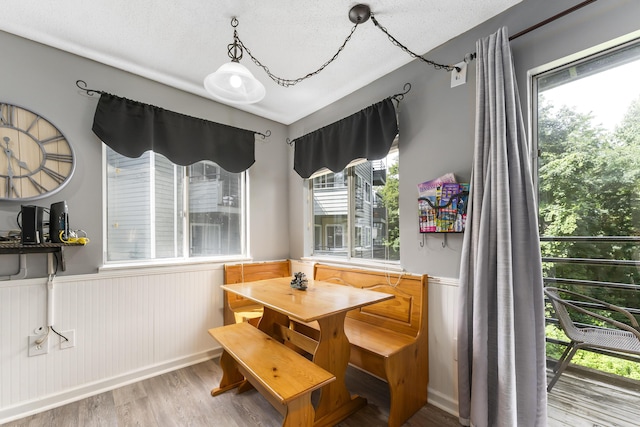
<box><xmin>0</xmin><ymin>31</ymin><xmax>289</xmax><ymax>277</ymax></box>
<box><xmin>2</xmin><ymin>0</ymin><xmax>639</xmax><ymax>279</ymax></box>
<box><xmin>288</xmin><ymin>0</ymin><xmax>640</xmax><ymax>278</ymax></box>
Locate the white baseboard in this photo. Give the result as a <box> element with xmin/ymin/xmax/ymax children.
<box><xmin>0</xmin><ymin>348</ymin><xmax>222</xmax><ymax>424</ymax></box>
<box><xmin>428</xmin><ymin>386</ymin><xmax>459</xmax><ymax>418</ymax></box>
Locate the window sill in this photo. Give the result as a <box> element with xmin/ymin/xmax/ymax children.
<box><xmin>99</xmin><ymin>256</ymin><xmax>252</xmax><ymax>273</ymax></box>
<box><xmin>300</xmin><ymin>255</ymin><xmax>403</xmax><ymax>273</ymax></box>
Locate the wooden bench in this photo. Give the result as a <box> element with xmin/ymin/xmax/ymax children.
<box><xmin>223</xmin><ymin>260</ymin><xmax>291</xmax><ymax>325</ymax></box>
<box><xmin>208</xmin><ymin>322</ymin><xmax>335</xmax><ymax>427</ymax></box>
<box><xmin>293</xmin><ymin>264</ymin><xmax>429</xmax><ymax>427</ymax></box>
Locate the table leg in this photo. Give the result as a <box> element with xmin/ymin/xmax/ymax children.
<box><xmin>258</xmin><ymin>306</ymin><xmax>290</xmax><ymax>338</ymax></box>
<box><xmin>313</xmin><ymin>312</ymin><xmax>367</xmax><ymax>427</ymax></box>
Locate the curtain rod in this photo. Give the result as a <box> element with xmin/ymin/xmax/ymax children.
<box><xmin>509</xmin><ymin>0</ymin><xmax>597</xmax><ymax>41</ymax></box>
<box><xmin>463</xmin><ymin>0</ymin><xmax>598</xmax><ymax>63</ymax></box>
<box><xmin>75</xmin><ymin>80</ymin><xmax>271</xmax><ymax>140</ymax></box>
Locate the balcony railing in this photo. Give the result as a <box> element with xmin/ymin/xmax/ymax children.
<box><xmin>541</xmin><ymin>235</ymin><xmax>640</xmax><ymax>367</ymax></box>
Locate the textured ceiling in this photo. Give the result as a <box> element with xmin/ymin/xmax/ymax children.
<box><xmin>0</xmin><ymin>0</ymin><xmax>521</xmax><ymax>124</ymax></box>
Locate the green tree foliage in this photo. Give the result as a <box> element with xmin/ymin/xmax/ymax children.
<box><xmin>378</xmin><ymin>161</ymin><xmax>399</xmax><ymax>255</ymax></box>
<box><xmin>539</xmin><ymin>95</ymin><xmax>640</xmax><ymax>378</ymax></box>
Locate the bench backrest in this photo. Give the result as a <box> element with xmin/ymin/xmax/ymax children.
<box><xmin>224</xmin><ymin>260</ymin><xmax>292</xmax><ymax>315</ymax></box>
<box><xmin>313</xmin><ymin>264</ymin><xmax>427</xmax><ymax>338</ymax></box>
<box><xmin>224</xmin><ymin>260</ymin><xmax>291</xmax><ymax>284</ymax></box>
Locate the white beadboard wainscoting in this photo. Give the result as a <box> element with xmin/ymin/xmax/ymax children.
<box><xmin>0</xmin><ymin>260</ymin><xmax>460</xmax><ymax>423</ymax></box>
<box><xmin>427</xmin><ymin>275</ymin><xmax>460</xmax><ymax>416</ymax></box>
<box><xmin>0</xmin><ymin>263</ymin><xmax>225</xmax><ymax>423</ymax></box>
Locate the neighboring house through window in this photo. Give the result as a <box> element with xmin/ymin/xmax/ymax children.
<box><xmin>105</xmin><ymin>147</ymin><xmax>245</xmax><ymax>263</ymax></box>
<box><xmin>310</xmin><ymin>137</ymin><xmax>399</xmax><ymax>262</ymax></box>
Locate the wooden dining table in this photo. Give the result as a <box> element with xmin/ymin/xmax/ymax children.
<box><xmin>221</xmin><ymin>276</ymin><xmax>393</xmax><ymax>427</ymax></box>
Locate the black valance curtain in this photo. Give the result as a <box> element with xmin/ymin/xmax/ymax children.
<box><xmin>293</xmin><ymin>97</ymin><xmax>398</xmax><ymax>179</ymax></box>
<box><xmin>92</xmin><ymin>93</ymin><xmax>256</xmax><ymax>173</ymax></box>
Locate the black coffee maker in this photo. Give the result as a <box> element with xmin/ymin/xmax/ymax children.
<box><xmin>49</xmin><ymin>201</ymin><xmax>69</xmax><ymax>243</ymax></box>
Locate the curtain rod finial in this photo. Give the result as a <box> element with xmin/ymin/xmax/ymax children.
<box><xmin>75</xmin><ymin>80</ymin><xmax>102</xmax><ymax>97</ymax></box>
<box><xmin>256</xmin><ymin>129</ymin><xmax>271</xmax><ymax>140</ymax></box>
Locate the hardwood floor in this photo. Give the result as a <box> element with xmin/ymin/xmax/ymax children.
<box><xmin>7</xmin><ymin>358</ymin><xmax>640</xmax><ymax>426</ymax></box>
<box><xmin>547</xmin><ymin>367</ymin><xmax>640</xmax><ymax>427</ymax></box>
<box><xmin>4</xmin><ymin>359</ymin><xmax>460</xmax><ymax>427</ymax></box>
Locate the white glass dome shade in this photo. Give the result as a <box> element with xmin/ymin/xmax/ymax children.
<box><xmin>204</xmin><ymin>61</ymin><xmax>266</xmax><ymax>104</ymax></box>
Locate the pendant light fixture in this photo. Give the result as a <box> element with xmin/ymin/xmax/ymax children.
<box><xmin>204</xmin><ymin>5</ymin><xmax>458</xmax><ymax>105</ymax></box>
<box><xmin>203</xmin><ymin>18</ymin><xmax>265</xmax><ymax>104</ymax></box>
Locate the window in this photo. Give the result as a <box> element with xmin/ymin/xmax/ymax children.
<box><xmin>310</xmin><ymin>140</ymin><xmax>399</xmax><ymax>262</ymax></box>
<box><xmin>354</xmin><ymin>225</ymin><xmax>363</xmax><ymax>248</ymax></box>
<box><xmin>364</xmin><ymin>182</ymin><xmax>371</xmax><ymax>204</ymax></box>
<box><xmin>105</xmin><ymin>147</ymin><xmax>245</xmax><ymax>263</ymax></box>
<box><xmin>313</xmin><ymin>171</ymin><xmax>345</xmax><ymax>189</ymax></box>
<box><xmin>325</xmin><ymin>224</ymin><xmax>344</xmax><ymax>251</ymax></box>
<box><xmin>532</xmin><ymin>36</ymin><xmax>640</xmax><ymax>378</ymax></box>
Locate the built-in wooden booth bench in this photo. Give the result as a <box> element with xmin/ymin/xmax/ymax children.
<box><xmin>293</xmin><ymin>264</ymin><xmax>429</xmax><ymax>427</ymax></box>
<box><xmin>223</xmin><ymin>260</ymin><xmax>291</xmax><ymax>326</ymax></box>
<box><xmin>209</xmin><ymin>322</ymin><xmax>335</xmax><ymax>427</ymax></box>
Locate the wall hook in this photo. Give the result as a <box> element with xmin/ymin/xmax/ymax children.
<box><xmin>256</xmin><ymin>129</ymin><xmax>271</xmax><ymax>139</ymax></box>
<box><xmin>391</xmin><ymin>82</ymin><xmax>411</xmax><ymax>106</ymax></box>
<box><xmin>75</xmin><ymin>80</ymin><xmax>103</xmax><ymax>97</ymax></box>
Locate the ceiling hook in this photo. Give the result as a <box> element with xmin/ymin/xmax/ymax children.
<box><xmin>349</xmin><ymin>4</ymin><xmax>371</xmax><ymax>24</ymax></box>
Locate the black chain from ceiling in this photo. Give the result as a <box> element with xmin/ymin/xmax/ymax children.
<box><xmin>227</xmin><ymin>5</ymin><xmax>456</xmax><ymax>88</ymax></box>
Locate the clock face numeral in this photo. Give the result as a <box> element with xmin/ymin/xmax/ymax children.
<box><xmin>46</xmin><ymin>153</ymin><xmax>74</xmax><ymax>163</ymax></box>
<box><xmin>27</xmin><ymin>176</ymin><xmax>49</xmax><ymax>194</ymax></box>
<box><xmin>4</xmin><ymin>177</ymin><xmax>20</xmax><ymax>198</ymax></box>
<box><xmin>0</xmin><ymin>104</ymin><xmax>14</xmax><ymax>126</ymax></box>
<box><xmin>26</xmin><ymin>115</ymin><xmax>40</xmax><ymax>134</ymax></box>
<box><xmin>41</xmin><ymin>166</ymin><xmax>66</xmax><ymax>184</ymax></box>
<box><xmin>39</xmin><ymin>135</ymin><xmax>66</xmax><ymax>145</ymax></box>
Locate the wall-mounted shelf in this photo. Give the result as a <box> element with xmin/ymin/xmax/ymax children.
<box><xmin>0</xmin><ymin>242</ymin><xmax>85</xmax><ymax>280</ymax></box>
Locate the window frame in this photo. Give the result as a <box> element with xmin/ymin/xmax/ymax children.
<box><xmin>101</xmin><ymin>144</ymin><xmax>249</xmax><ymax>268</ymax></box>
<box><xmin>529</xmin><ymin>30</ymin><xmax>640</xmax><ymax>376</ymax></box>
<box><xmin>305</xmin><ymin>138</ymin><xmax>400</xmax><ymax>267</ymax></box>
<box><xmin>528</xmin><ymin>29</ymin><xmax>640</xmax><ymax>175</ymax></box>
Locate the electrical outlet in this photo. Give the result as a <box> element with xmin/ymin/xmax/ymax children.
<box><xmin>28</xmin><ymin>334</ymin><xmax>49</xmax><ymax>356</ymax></box>
<box><xmin>60</xmin><ymin>330</ymin><xmax>76</xmax><ymax>349</ymax></box>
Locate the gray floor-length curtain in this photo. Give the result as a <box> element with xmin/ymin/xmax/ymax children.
<box><xmin>457</xmin><ymin>27</ymin><xmax>548</xmax><ymax>427</ymax></box>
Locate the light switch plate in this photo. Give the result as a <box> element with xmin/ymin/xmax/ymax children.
<box><xmin>450</xmin><ymin>61</ymin><xmax>467</xmax><ymax>88</ymax></box>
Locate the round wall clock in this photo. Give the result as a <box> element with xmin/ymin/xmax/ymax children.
<box><xmin>0</xmin><ymin>103</ymin><xmax>75</xmax><ymax>201</ymax></box>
